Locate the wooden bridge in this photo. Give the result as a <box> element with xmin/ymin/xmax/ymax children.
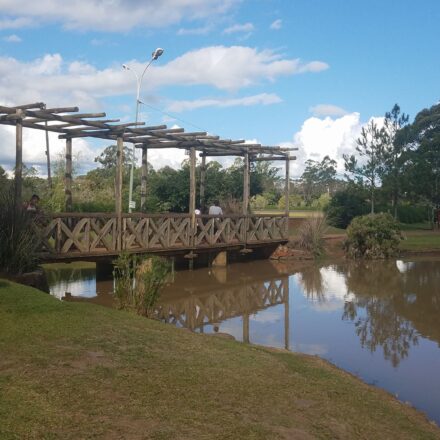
<box><xmin>36</xmin><ymin>212</ymin><xmax>288</xmax><ymax>260</ymax></box>
<box><xmin>3</xmin><ymin>102</ymin><xmax>295</xmax><ymax>262</ymax></box>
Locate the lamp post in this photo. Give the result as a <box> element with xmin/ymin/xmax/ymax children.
<box><xmin>123</xmin><ymin>47</ymin><xmax>164</xmax><ymax>213</ymax></box>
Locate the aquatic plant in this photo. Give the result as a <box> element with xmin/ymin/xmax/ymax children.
<box><xmin>113</xmin><ymin>253</ymin><xmax>170</xmax><ymax>317</ymax></box>
<box><xmin>296</xmin><ymin>215</ymin><xmax>328</xmax><ymax>257</ymax></box>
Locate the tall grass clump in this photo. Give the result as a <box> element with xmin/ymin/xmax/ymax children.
<box><xmin>113</xmin><ymin>253</ymin><xmax>171</xmax><ymax>317</ymax></box>
<box><xmin>296</xmin><ymin>215</ymin><xmax>328</xmax><ymax>257</ymax></box>
<box><xmin>345</xmin><ymin>213</ymin><xmax>402</xmax><ymax>259</ymax></box>
<box><xmin>0</xmin><ymin>188</ymin><xmax>41</xmax><ymax>274</ymax></box>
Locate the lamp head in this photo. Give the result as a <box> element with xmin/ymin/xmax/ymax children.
<box><xmin>152</xmin><ymin>48</ymin><xmax>164</xmax><ymax>60</ymax></box>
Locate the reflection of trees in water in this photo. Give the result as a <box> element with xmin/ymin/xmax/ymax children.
<box><xmin>297</xmin><ymin>265</ymin><xmax>325</xmax><ymax>302</ymax></box>
<box><xmin>338</xmin><ymin>260</ymin><xmax>440</xmax><ymax>367</ymax></box>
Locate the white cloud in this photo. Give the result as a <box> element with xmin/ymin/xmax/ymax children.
<box><xmin>0</xmin><ymin>16</ymin><xmax>33</xmax><ymax>30</ymax></box>
<box><xmin>0</xmin><ymin>0</ymin><xmax>237</xmax><ymax>32</ymax></box>
<box><xmin>223</xmin><ymin>22</ymin><xmax>254</xmax><ymax>34</ymax></box>
<box><xmin>270</xmin><ymin>19</ymin><xmax>282</xmax><ymax>30</ymax></box>
<box><xmin>3</xmin><ymin>34</ymin><xmax>22</xmax><ymax>43</ymax></box>
<box><xmin>0</xmin><ymin>125</ymin><xmax>97</xmax><ymax>176</ymax></box>
<box><xmin>309</xmin><ymin>104</ymin><xmax>348</xmax><ymax>117</ymax></box>
<box><xmin>283</xmin><ymin>113</ymin><xmax>363</xmax><ymax>177</ymax></box>
<box><xmin>0</xmin><ymin>47</ymin><xmax>329</xmax><ymax>108</ymax></box>
<box><xmin>167</xmin><ymin>93</ymin><xmax>282</xmax><ymax>112</ymax></box>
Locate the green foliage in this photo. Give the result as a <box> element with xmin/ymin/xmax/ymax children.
<box><xmin>250</xmin><ymin>194</ymin><xmax>268</xmax><ymax>210</ymax></box>
<box><xmin>113</xmin><ymin>253</ymin><xmax>170</xmax><ymax>317</ymax></box>
<box><xmin>325</xmin><ymin>188</ymin><xmax>369</xmax><ymax>228</ymax></box>
<box><xmin>344</xmin><ymin>120</ymin><xmax>386</xmax><ymax>213</ymax></box>
<box><xmin>296</xmin><ymin>215</ymin><xmax>328</xmax><ymax>257</ymax></box>
<box><xmin>301</xmin><ymin>155</ymin><xmax>337</xmax><ymax>204</ymax></box>
<box><xmin>277</xmin><ymin>194</ymin><xmax>303</xmax><ymax>210</ymax></box>
<box><xmin>403</xmin><ymin>102</ymin><xmax>440</xmax><ymax>209</ymax></box>
<box><xmin>345</xmin><ymin>213</ymin><xmax>402</xmax><ymax>259</ymax></box>
<box><xmin>0</xmin><ymin>188</ymin><xmax>41</xmax><ymax>274</ymax></box>
<box><xmin>396</xmin><ymin>205</ymin><xmax>429</xmax><ymax>224</ymax></box>
<box><xmin>311</xmin><ymin>193</ymin><xmax>331</xmax><ymax>210</ymax></box>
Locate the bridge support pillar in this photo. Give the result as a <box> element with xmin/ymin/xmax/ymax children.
<box><xmin>212</xmin><ymin>251</ymin><xmax>227</xmax><ymax>267</ymax></box>
<box><xmin>96</xmin><ymin>261</ymin><xmax>113</xmax><ymax>282</ymax></box>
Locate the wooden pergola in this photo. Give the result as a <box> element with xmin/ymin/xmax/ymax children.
<box><xmin>1</xmin><ymin>102</ymin><xmax>295</xmax><ymax>216</ymax></box>
<box><xmin>1</xmin><ymin>102</ymin><xmax>296</xmax><ymax>260</ymax></box>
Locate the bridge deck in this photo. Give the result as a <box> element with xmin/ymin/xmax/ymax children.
<box><xmin>36</xmin><ymin>213</ymin><xmax>288</xmax><ymax>260</ymax></box>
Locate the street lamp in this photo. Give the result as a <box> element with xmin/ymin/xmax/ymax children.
<box><xmin>123</xmin><ymin>47</ymin><xmax>164</xmax><ymax>212</ymax></box>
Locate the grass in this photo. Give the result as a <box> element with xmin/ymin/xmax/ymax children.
<box><xmin>400</xmin><ymin>230</ymin><xmax>440</xmax><ymax>251</ymax></box>
<box><xmin>1</xmin><ymin>281</ymin><xmax>439</xmax><ymax>440</ymax></box>
<box><xmin>256</xmin><ymin>209</ymin><xmax>323</xmax><ymax>218</ymax></box>
<box><xmin>41</xmin><ymin>261</ymin><xmax>96</xmax><ymax>270</ymax></box>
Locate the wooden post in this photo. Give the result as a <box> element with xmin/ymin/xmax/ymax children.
<box><xmin>284</xmin><ymin>157</ymin><xmax>290</xmax><ymax>237</ymax></box>
<box><xmin>200</xmin><ymin>154</ymin><xmax>206</xmax><ymax>212</ymax></box>
<box><xmin>140</xmin><ymin>146</ymin><xmax>148</xmax><ymax>211</ymax></box>
<box><xmin>45</xmin><ymin>121</ymin><xmax>52</xmax><ymax>189</ymax></box>
<box><xmin>284</xmin><ymin>277</ymin><xmax>290</xmax><ymax>350</ymax></box>
<box><xmin>14</xmin><ymin>117</ymin><xmax>23</xmax><ymax>211</ymax></box>
<box><xmin>189</xmin><ymin>147</ymin><xmax>196</xmax><ymax>242</ymax></box>
<box><xmin>243</xmin><ymin>313</ymin><xmax>250</xmax><ymax>344</ymax></box>
<box><xmin>243</xmin><ymin>152</ymin><xmax>250</xmax><ymax>215</ymax></box>
<box><xmin>115</xmin><ymin>136</ymin><xmax>124</xmax><ymax>251</ymax></box>
<box><xmin>65</xmin><ymin>137</ymin><xmax>73</xmax><ymax>212</ymax></box>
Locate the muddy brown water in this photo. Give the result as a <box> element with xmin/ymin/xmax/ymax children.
<box><xmin>44</xmin><ymin>257</ymin><xmax>440</xmax><ymax>425</ymax></box>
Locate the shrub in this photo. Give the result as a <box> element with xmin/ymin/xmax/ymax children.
<box><xmin>325</xmin><ymin>188</ymin><xmax>369</xmax><ymax>229</ymax></box>
<box><xmin>277</xmin><ymin>194</ymin><xmax>303</xmax><ymax>210</ymax></box>
<box><xmin>250</xmin><ymin>194</ymin><xmax>268</xmax><ymax>210</ymax></box>
<box><xmin>0</xmin><ymin>188</ymin><xmax>41</xmax><ymax>274</ymax></box>
<box><xmin>113</xmin><ymin>253</ymin><xmax>170</xmax><ymax>317</ymax></box>
<box><xmin>345</xmin><ymin>213</ymin><xmax>402</xmax><ymax>259</ymax></box>
<box><xmin>311</xmin><ymin>193</ymin><xmax>331</xmax><ymax>210</ymax></box>
<box><xmin>296</xmin><ymin>215</ymin><xmax>328</xmax><ymax>257</ymax></box>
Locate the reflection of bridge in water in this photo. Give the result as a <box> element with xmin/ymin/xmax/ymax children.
<box><xmin>153</xmin><ymin>261</ymin><xmax>290</xmax><ymax>348</ymax></box>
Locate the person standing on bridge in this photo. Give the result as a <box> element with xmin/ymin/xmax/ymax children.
<box><xmin>208</xmin><ymin>200</ymin><xmax>223</xmax><ymax>216</ymax></box>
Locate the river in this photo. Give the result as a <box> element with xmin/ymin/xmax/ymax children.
<box><xmin>44</xmin><ymin>257</ymin><xmax>440</xmax><ymax>424</ymax></box>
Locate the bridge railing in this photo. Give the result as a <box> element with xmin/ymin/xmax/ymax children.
<box><xmin>36</xmin><ymin>213</ymin><xmax>288</xmax><ymax>257</ymax></box>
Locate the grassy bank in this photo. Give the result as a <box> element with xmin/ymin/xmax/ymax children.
<box><xmin>1</xmin><ymin>281</ymin><xmax>439</xmax><ymax>439</ymax></box>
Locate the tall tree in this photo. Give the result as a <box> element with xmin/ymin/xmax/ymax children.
<box><xmin>344</xmin><ymin>120</ymin><xmax>385</xmax><ymax>213</ymax></box>
<box><xmin>381</xmin><ymin>104</ymin><xmax>410</xmax><ymax>218</ymax></box>
<box><xmin>405</xmin><ymin>102</ymin><xmax>440</xmax><ymax>213</ymax></box>
<box><xmin>301</xmin><ymin>155</ymin><xmax>337</xmax><ymax>205</ymax></box>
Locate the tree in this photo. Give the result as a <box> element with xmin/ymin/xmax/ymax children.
<box><xmin>94</xmin><ymin>144</ymin><xmax>133</xmax><ymax>172</ymax></box>
<box><xmin>381</xmin><ymin>104</ymin><xmax>410</xmax><ymax>218</ymax></box>
<box><xmin>325</xmin><ymin>187</ymin><xmax>369</xmax><ymax>228</ymax></box>
<box><xmin>404</xmin><ymin>103</ymin><xmax>440</xmax><ymax>214</ymax></box>
<box><xmin>344</xmin><ymin>120</ymin><xmax>385</xmax><ymax>213</ymax></box>
<box><xmin>301</xmin><ymin>155</ymin><xmax>337</xmax><ymax>205</ymax></box>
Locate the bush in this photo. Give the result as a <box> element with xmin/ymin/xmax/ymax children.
<box><xmin>277</xmin><ymin>194</ymin><xmax>303</xmax><ymax>210</ymax></box>
<box><xmin>345</xmin><ymin>213</ymin><xmax>402</xmax><ymax>259</ymax></box>
<box><xmin>250</xmin><ymin>194</ymin><xmax>268</xmax><ymax>210</ymax></box>
<box><xmin>0</xmin><ymin>188</ymin><xmax>41</xmax><ymax>274</ymax></box>
<box><xmin>325</xmin><ymin>189</ymin><xmax>369</xmax><ymax>229</ymax></box>
<box><xmin>296</xmin><ymin>215</ymin><xmax>328</xmax><ymax>257</ymax></box>
<box><xmin>113</xmin><ymin>253</ymin><xmax>170</xmax><ymax>317</ymax></box>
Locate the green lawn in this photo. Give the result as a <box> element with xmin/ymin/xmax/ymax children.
<box><xmin>401</xmin><ymin>230</ymin><xmax>440</xmax><ymax>251</ymax></box>
<box><xmin>1</xmin><ymin>281</ymin><xmax>439</xmax><ymax>440</ymax></box>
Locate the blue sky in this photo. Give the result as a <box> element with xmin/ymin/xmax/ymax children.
<box><xmin>0</xmin><ymin>0</ymin><xmax>439</xmax><ymax>176</ymax></box>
